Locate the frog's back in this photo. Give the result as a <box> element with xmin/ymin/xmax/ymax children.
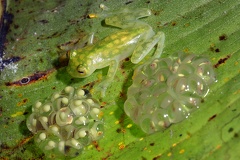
<box><xmin>101</xmin><ymin>26</ymin><xmax>148</xmax><ymax>45</ymax></box>
<box><xmin>88</xmin><ymin>27</ymin><xmax>148</xmax><ymax>59</ymax></box>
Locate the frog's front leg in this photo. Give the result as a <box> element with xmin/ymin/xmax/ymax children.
<box><xmin>131</xmin><ymin>31</ymin><xmax>165</xmax><ymax>64</ymax></box>
<box><xmin>96</xmin><ymin>60</ymin><xmax>119</xmax><ymax>97</ymax></box>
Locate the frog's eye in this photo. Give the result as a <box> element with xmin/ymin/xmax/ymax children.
<box><xmin>77</xmin><ymin>65</ymin><xmax>87</xmax><ymax>75</ymax></box>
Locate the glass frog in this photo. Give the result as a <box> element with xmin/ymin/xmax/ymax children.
<box><xmin>66</xmin><ymin>4</ymin><xmax>165</xmax><ymax>97</ymax></box>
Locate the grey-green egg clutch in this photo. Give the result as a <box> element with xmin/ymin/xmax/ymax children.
<box><xmin>26</xmin><ymin>86</ymin><xmax>104</xmax><ymax>158</ymax></box>
<box><xmin>124</xmin><ymin>52</ymin><xmax>216</xmax><ymax>134</ymax></box>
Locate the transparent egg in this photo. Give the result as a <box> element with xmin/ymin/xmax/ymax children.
<box><xmin>124</xmin><ymin>52</ymin><xmax>216</xmax><ymax>134</ymax></box>
<box><xmin>26</xmin><ymin>87</ymin><xmax>104</xmax><ymax>158</ymax></box>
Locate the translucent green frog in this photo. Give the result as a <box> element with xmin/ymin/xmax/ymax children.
<box><xmin>66</xmin><ymin>4</ymin><xmax>165</xmax><ymax>97</ymax></box>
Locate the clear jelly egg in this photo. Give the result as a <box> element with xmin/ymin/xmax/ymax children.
<box><xmin>26</xmin><ymin>87</ymin><xmax>104</xmax><ymax>158</ymax></box>
<box><xmin>124</xmin><ymin>52</ymin><xmax>216</xmax><ymax>134</ymax></box>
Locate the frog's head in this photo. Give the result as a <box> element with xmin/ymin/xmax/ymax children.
<box><xmin>67</xmin><ymin>62</ymin><xmax>95</xmax><ymax>78</ymax></box>
<box><xmin>66</xmin><ymin>51</ymin><xmax>95</xmax><ymax>78</ymax></box>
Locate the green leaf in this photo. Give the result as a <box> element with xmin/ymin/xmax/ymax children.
<box><xmin>0</xmin><ymin>0</ymin><xmax>240</xmax><ymax>159</ymax></box>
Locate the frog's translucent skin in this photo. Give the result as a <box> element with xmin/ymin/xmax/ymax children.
<box><xmin>26</xmin><ymin>86</ymin><xmax>104</xmax><ymax>158</ymax></box>
<box><xmin>66</xmin><ymin>4</ymin><xmax>165</xmax><ymax>97</ymax></box>
<box><xmin>124</xmin><ymin>52</ymin><xmax>216</xmax><ymax>134</ymax></box>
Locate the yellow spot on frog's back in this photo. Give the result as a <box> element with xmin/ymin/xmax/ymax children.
<box><xmin>106</xmin><ymin>43</ymin><xmax>114</xmax><ymax>48</ymax></box>
<box><xmin>139</xmin><ymin>137</ymin><xmax>144</xmax><ymax>141</ymax></box>
<box><xmin>115</xmin><ymin>120</ymin><xmax>120</xmax><ymax>124</ymax></box>
<box><xmin>179</xmin><ymin>149</ymin><xmax>185</xmax><ymax>154</ymax></box>
<box><xmin>79</xmin><ymin>54</ymin><xmax>85</xmax><ymax>59</ymax></box>
<box><xmin>110</xmin><ymin>34</ymin><xmax>118</xmax><ymax>39</ymax></box>
<box><xmin>116</xmin><ymin>31</ymin><xmax>128</xmax><ymax>36</ymax></box>
<box><xmin>126</xmin><ymin>124</ymin><xmax>132</xmax><ymax>128</ymax></box>
<box><xmin>11</xmin><ymin>111</ymin><xmax>23</xmax><ymax>117</ymax></box>
<box><xmin>113</xmin><ymin>39</ymin><xmax>120</xmax><ymax>44</ymax></box>
<box><xmin>87</xmin><ymin>60</ymin><xmax>92</xmax><ymax>65</ymax></box>
<box><xmin>103</xmin><ymin>36</ymin><xmax>112</xmax><ymax>42</ymax></box>
<box><xmin>102</xmin><ymin>51</ymin><xmax>109</xmax><ymax>57</ymax></box>
<box><xmin>120</xmin><ymin>36</ymin><xmax>128</xmax><ymax>42</ymax></box>
<box><xmin>235</xmin><ymin>61</ymin><xmax>238</xmax><ymax>65</ymax></box>
<box><xmin>167</xmin><ymin>152</ymin><xmax>172</xmax><ymax>157</ymax></box>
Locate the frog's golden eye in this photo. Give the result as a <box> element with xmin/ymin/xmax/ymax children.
<box><xmin>77</xmin><ymin>65</ymin><xmax>87</xmax><ymax>75</ymax></box>
<box><xmin>77</xmin><ymin>69</ymin><xmax>85</xmax><ymax>74</ymax></box>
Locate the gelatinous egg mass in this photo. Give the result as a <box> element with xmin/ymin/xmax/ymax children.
<box><xmin>26</xmin><ymin>86</ymin><xmax>104</xmax><ymax>158</ymax></box>
<box><xmin>124</xmin><ymin>52</ymin><xmax>216</xmax><ymax>134</ymax></box>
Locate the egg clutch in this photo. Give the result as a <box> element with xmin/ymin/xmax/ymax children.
<box><xmin>124</xmin><ymin>52</ymin><xmax>215</xmax><ymax>134</ymax></box>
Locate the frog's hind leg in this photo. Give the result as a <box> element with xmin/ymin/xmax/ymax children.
<box><xmin>60</xmin><ymin>33</ymin><xmax>95</xmax><ymax>51</ymax></box>
<box><xmin>58</xmin><ymin>33</ymin><xmax>95</xmax><ymax>65</ymax></box>
<box><xmin>131</xmin><ymin>31</ymin><xmax>165</xmax><ymax>64</ymax></box>
<box><xmin>104</xmin><ymin>8</ymin><xmax>151</xmax><ymax>29</ymax></box>
<box><xmin>90</xmin><ymin>5</ymin><xmax>152</xmax><ymax>29</ymax></box>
